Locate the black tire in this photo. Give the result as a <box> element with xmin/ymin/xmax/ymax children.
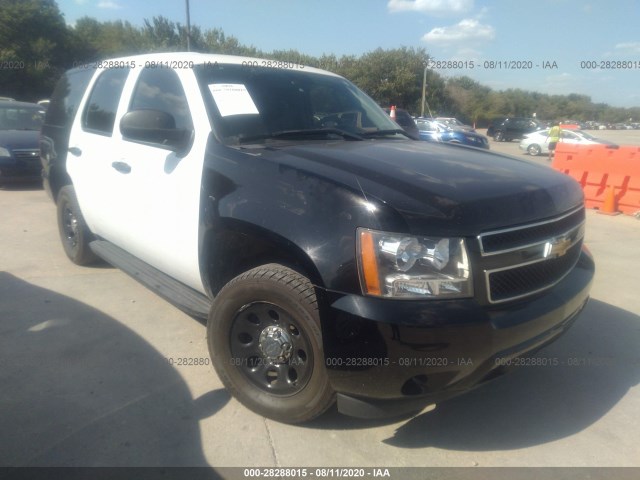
<box><xmin>494</xmin><ymin>131</ymin><xmax>504</xmax><ymax>142</ymax></box>
<box><xmin>527</xmin><ymin>144</ymin><xmax>542</xmax><ymax>156</ymax></box>
<box><xmin>56</xmin><ymin>185</ymin><xmax>99</xmax><ymax>265</ymax></box>
<box><xmin>208</xmin><ymin>264</ymin><xmax>335</xmax><ymax>423</ymax></box>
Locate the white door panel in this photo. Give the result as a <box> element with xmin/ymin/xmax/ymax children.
<box><xmin>67</xmin><ymin>66</ymin><xmax>208</xmax><ymax>293</ymax></box>
<box><xmin>109</xmin><ymin>140</ymin><xmax>206</xmax><ymax>292</ymax></box>
<box><xmin>107</xmin><ymin>67</ymin><xmax>208</xmax><ymax>293</ymax></box>
<box><xmin>67</xmin><ymin>67</ymin><xmax>133</xmax><ymax>237</ymax></box>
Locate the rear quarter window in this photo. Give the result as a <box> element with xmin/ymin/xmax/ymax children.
<box><xmin>45</xmin><ymin>68</ymin><xmax>95</xmax><ymax>128</ymax></box>
<box><xmin>82</xmin><ymin>68</ymin><xmax>130</xmax><ymax>135</ymax></box>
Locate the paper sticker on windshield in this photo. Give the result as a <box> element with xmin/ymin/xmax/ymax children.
<box><xmin>209</xmin><ymin>84</ymin><xmax>259</xmax><ymax>117</ymax></box>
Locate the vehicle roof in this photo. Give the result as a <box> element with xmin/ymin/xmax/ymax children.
<box><xmin>71</xmin><ymin>51</ymin><xmax>341</xmax><ymax>78</ymax></box>
<box><xmin>0</xmin><ymin>100</ymin><xmax>45</xmax><ymax>109</ymax></box>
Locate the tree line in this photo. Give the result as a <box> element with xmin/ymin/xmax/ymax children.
<box><xmin>1</xmin><ymin>0</ymin><xmax>638</xmax><ymax>125</ymax></box>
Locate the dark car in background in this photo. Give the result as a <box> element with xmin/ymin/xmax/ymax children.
<box><xmin>486</xmin><ymin>117</ymin><xmax>507</xmax><ymax>138</ymax></box>
<box><xmin>0</xmin><ymin>101</ymin><xmax>46</xmax><ymax>186</ymax></box>
<box><xmin>490</xmin><ymin>117</ymin><xmax>541</xmax><ymax>142</ymax></box>
<box><xmin>416</xmin><ymin>118</ymin><xmax>489</xmax><ymax>149</ymax></box>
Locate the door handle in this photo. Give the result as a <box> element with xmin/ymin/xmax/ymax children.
<box><xmin>111</xmin><ymin>161</ymin><xmax>131</xmax><ymax>174</ymax></box>
<box><xmin>68</xmin><ymin>147</ymin><xmax>82</xmax><ymax>156</ymax></box>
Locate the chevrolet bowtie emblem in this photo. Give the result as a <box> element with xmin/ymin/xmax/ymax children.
<box><xmin>543</xmin><ymin>234</ymin><xmax>573</xmax><ymax>258</ymax></box>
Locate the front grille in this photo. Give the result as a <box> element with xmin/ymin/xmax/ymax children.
<box><xmin>488</xmin><ymin>242</ymin><xmax>582</xmax><ymax>302</ymax></box>
<box><xmin>478</xmin><ymin>207</ymin><xmax>585</xmax><ymax>303</ymax></box>
<box><xmin>480</xmin><ymin>207</ymin><xmax>585</xmax><ymax>255</ymax></box>
<box><xmin>12</xmin><ymin>149</ymin><xmax>40</xmax><ymax>162</ymax></box>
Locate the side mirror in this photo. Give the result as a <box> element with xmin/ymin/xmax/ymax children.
<box><xmin>120</xmin><ymin>109</ymin><xmax>193</xmax><ymax>154</ymax></box>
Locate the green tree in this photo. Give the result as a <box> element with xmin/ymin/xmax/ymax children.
<box><xmin>444</xmin><ymin>76</ymin><xmax>492</xmax><ymax>125</ymax></box>
<box><xmin>71</xmin><ymin>17</ymin><xmax>145</xmax><ymax>59</ymax></box>
<box><xmin>343</xmin><ymin>47</ymin><xmax>435</xmax><ymax>114</ymax></box>
<box><xmin>202</xmin><ymin>28</ymin><xmax>259</xmax><ymax>56</ymax></box>
<box><xmin>0</xmin><ymin>0</ymin><xmax>71</xmax><ymax>100</ymax></box>
<box><xmin>142</xmin><ymin>16</ymin><xmax>181</xmax><ymax>51</ymax></box>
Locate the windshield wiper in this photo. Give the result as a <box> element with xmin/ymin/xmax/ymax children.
<box><xmin>239</xmin><ymin>128</ymin><xmax>363</xmax><ymax>143</ymax></box>
<box><xmin>361</xmin><ymin>129</ymin><xmax>412</xmax><ymax>139</ymax></box>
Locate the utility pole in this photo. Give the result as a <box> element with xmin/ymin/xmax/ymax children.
<box><xmin>421</xmin><ymin>65</ymin><xmax>433</xmax><ymax>118</ymax></box>
<box><xmin>421</xmin><ymin>65</ymin><xmax>427</xmax><ymax>118</ymax></box>
<box><xmin>185</xmin><ymin>0</ymin><xmax>191</xmax><ymax>51</ymax></box>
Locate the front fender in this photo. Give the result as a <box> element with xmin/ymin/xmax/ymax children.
<box><xmin>198</xmin><ymin>141</ymin><xmax>405</xmax><ymax>298</ymax></box>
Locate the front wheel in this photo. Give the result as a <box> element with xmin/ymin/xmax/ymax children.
<box><xmin>494</xmin><ymin>131</ymin><xmax>504</xmax><ymax>142</ymax></box>
<box><xmin>527</xmin><ymin>144</ymin><xmax>542</xmax><ymax>156</ymax></box>
<box><xmin>207</xmin><ymin>264</ymin><xmax>335</xmax><ymax>423</ymax></box>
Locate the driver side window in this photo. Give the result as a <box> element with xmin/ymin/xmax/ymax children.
<box><xmin>129</xmin><ymin>68</ymin><xmax>193</xmax><ymax>132</ymax></box>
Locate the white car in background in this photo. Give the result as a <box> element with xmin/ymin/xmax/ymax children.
<box><xmin>519</xmin><ymin>128</ymin><xmax>614</xmax><ymax>156</ymax></box>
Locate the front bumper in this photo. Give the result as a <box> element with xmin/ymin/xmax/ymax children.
<box><xmin>318</xmin><ymin>248</ymin><xmax>594</xmax><ymax>418</ymax></box>
<box><xmin>0</xmin><ymin>158</ymin><xmax>42</xmax><ymax>183</ymax></box>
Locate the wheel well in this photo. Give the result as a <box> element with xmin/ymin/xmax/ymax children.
<box><xmin>50</xmin><ymin>168</ymin><xmax>73</xmax><ymax>202</ymax></box>
<box><xmin>203</xmin><ymin>222</ymin><xmax>323</xmax><ymax>298</ymax></box>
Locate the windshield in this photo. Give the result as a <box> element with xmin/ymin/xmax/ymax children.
<box><xmin>0</xmin><ymin>105</ymin><xmax>45</xmax><ymax>131</ymax></box>
<box><xmin>194</xmin><ymin>64</ymin><xmax>400</xmax><ymax>144</ymax></box>
<box><xmin>576</xmin><ymin>130</ymin><xmax>597</xmax><ymax>140</ymax></box>
<box><xmin>417</xmin><ymin>120</ymin><xmax>449</xmax><ymax>132</ymax></box>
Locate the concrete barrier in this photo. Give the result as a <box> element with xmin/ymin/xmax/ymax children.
<box><xmin>552</xmin><ymin>143</ymin><xmax>640</xmax><ymax>216</ymax></box>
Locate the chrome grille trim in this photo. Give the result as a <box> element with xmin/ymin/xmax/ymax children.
<box><xmin>477</xmin><ymin>206</ymin><xmax>585</xmax><ymax>256</ymax></box>
<box><xmin>478</xmin><ymin>207</ymin><xmax>586</xmax><ymax>304</ymax></box>
<box><xmin>12</xmin><ymin>149</ymin><xmax>40</xmax><ymax>160</ymax></box>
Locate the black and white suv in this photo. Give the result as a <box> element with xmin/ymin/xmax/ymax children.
<box><xmin>40</xmin><ymin>53</ymin><xmax>594</xmax><ymax>423</ymax></box>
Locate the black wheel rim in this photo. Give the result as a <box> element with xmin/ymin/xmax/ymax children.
<box><xmin>63</xmin><ymin>204</ymin><xmax>79</xmax><ymax>252</ymax></box>
<box><xmin>230</xmin><ymin>302</ymin><xmax>314</xmax><ymax>396</ymax></box>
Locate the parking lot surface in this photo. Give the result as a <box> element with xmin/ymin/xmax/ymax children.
<box><xmin>1</xmin><ymin>132</ymin><xmax>639</xmax><ymax>470</ymax></box>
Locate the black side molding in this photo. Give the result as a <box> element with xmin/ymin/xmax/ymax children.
<box><xmin>90</xmin><ymin>240</ymin><xmax>211</xmax><ymax>320</ymax></box>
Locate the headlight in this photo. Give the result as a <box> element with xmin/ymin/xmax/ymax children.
<box><xmin>0</xmin><ymin>147</ymin><xmax>11</xmax><ymax>157</ymax></box>
<box><xmin>357</xmin><ymin>228</ymin><xmax>473</xmax><ymax>299</ymax></box>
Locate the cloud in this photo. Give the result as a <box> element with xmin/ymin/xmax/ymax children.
<box><xmin>422</xmin><ymin>19</ymin><xmax>495</xmax><ymax>45</ymax></box>
<box><xmin>614</xmin><ymin>42</ymin><xmax>640</xmax><ymax>54</ymax></box>
<box><xmin>450</xmin><ymin>47</ymin><xmax>483</xmax><ymax>60</ymax></box>
<box><xmin>97</xmin><ymin>1</ymin><xmax>123</xmax><ymax>9</ymax></box>
<box><xmin>388</xmin><ymin>0</ymin><xmax>473</xmax><ymax>14</ymax></box>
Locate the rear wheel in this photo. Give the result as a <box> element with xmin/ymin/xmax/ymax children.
<box><xmin>208</xmin><ymin>264</ymin><xmax>335</xmax><ymax>423</ymax></box>
<box><xmin>56</xmin><ymin>185</ymin><xmax>99</xmax><ymax>265</ymax></box>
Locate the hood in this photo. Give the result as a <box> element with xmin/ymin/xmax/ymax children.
<box><xmin>258</xmin><ymin>139</ymin><xmax>584</xmax><ymax>236</ymax></box>
<box><xmin>0</xmin><ymin>130</ymin><xmax>40</xmax><ymax>151</ymax></box>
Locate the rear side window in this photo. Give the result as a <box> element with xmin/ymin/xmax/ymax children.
<box><xmin>129</xmin><ymin>67</ymin><xmax>193</xmax><ymax>131</ymax></box>
<box><xmin>82</xmin><ymin>68</ymin><xmax>130</xmax><ymax>135</ymax></box>
<box><xmin>45</xmin><ymin>68</ymin><xmax>94</xmax><ymax>128</ymax></box>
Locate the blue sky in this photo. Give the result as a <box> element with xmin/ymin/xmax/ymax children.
<box><xmin>58</xmin><ymin>0</ymin><xmax>640</xmax><ymax>108</ymax></box>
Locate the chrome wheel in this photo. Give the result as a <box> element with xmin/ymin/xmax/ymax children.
<box><xmin>528</xmin><ymin>144</ymin><xmax>542</xmax><ymax>156</ymax></box>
